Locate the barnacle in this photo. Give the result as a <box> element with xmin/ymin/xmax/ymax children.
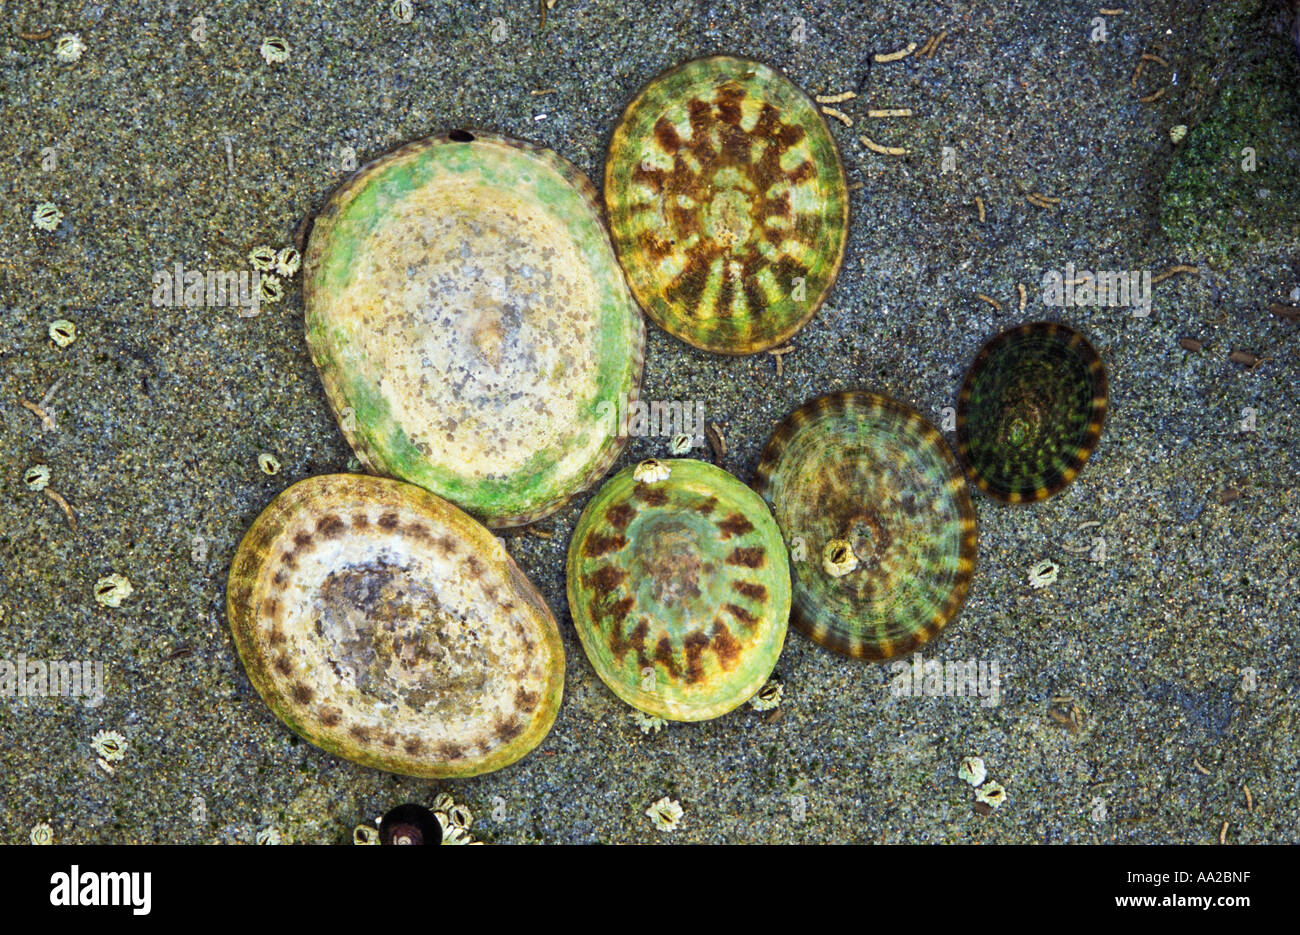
<box><xmin>91</xmin><ymin>729</ymin><xmax>127</xmax><ymax>761</ymax></box>
<box><xmin>31</xmin><ymin>202</ymin><xmax>63</xmax><ymax>231</ymax></box>
<box><xmin>248</xmin><ymin>245</ymin><xmax>277</xmax><ymax>271</ymax></box>
<box><xmin>255</xmin><ymin>826</ymin><xmax>282</xmax><ymax>845</ymax></box>
<box><xmin>24</xmin><ymin>465</ymin><xmax>51</xmax><ymax>492</ymax></box>
<box><xmin>259</xmin><ymin>37</ymin><xmax>290</xmax><ymax>64</ymax></box>
<box><xmin>274</xmin><ymin>247</ymin><xmax>301</xmax><ymax>277</ymax></box>
<box><xmin>645</xmin><ymin>796</ymin><xmax>683</xmax><ymax>832</ymax></box>
<box><xmin>632</xmin><ymin>458</ymin><xmax>671</xmax><ymax>484</ymax></box>
<box><xmin>54</xmin><ymin>33</ymin><xmax>86</xmax><ymax>63</ymax></box>
<box><xmin>957</xmin><ymin>755</ymin><xmax>987</xmax><ymax>787</ymax></box>
<box><xmin>633</xmin><ymin>711</ymin><xmax>667</xmax><ymax>734</ymax></box>
<box><xmin>257</xmin><ymin>452</ymin><xmax>281</xmax><ymax>476</ymax></box>
<box><xmin>48</xmin><ymin>319</ymin><xmax>76</xmax><ymax>347</ymax></box>
<box><xmin>93</xmin><ymin>574</ymin><xmax>133</xmax><ymax>608</ymax></box>
<box><xmin>1027</xmin><ymin>559</ymin><xmax>1059</xmax><ymax>589</ymax></box>
<box><xmin>975</xmin><ymin>780</ymin><xmax>1007</xmax><ymax>810</ymax></box>
<box><xmin>749</xmin><ymin>679</ymin><xmax>783</xmax><ymax>711</ymax></box>
<box><xmin>30</xmin><ymin>822</ymin><xmax>54</xmax><ymax>845</ymax></box>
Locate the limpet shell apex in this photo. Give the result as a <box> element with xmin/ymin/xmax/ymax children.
<box><xmin>567</xmin><ymin>458</ymin><xmax>790</xmax><ymax>721</ymax></box>
<box><xmin>226</xmin><ymin>474</ymin><xmax>564</xmax><ymax>777</ymax></box>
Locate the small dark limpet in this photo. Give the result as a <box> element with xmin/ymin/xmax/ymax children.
<box><xmin>956</xmin><ymin>322</ymin><xmax>1108</xmax><ymax>502</ymax></box>
<box><xmin>753</xmin><ymin>392</ymin><xmax>978</xmax><ymax>660</ymax></box>
<box><xmin>566</xmin><ymin>459</ymin><xmax>790</xmax><ymax>720</ymax></box>
<box><xmin>604</xmin><ymin>55</ymin><xmax>849</xmax><ymax>355</ymax></box>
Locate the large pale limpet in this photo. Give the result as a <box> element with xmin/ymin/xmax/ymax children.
<box><xmin>226</xmin><ymin>474</ymin><xmax>564</xmax><ymax>777</ymax></box>
<box><xmin>304</xmin><ymin>130</ymin><xmax>645</xmax><ymax>528</ymax></box>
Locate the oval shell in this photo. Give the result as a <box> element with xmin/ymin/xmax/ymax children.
<box><xmin>753</xmin><ymin>392</ymin><xmax>977</xmax><ymax>660</ymax></box>
<box><xmin>566</xmin><ymin>459</ymin><xmax>790</xmax><ymax>720</ymax></box>
<box><xmin>226</xmin><ymin>474</ymin><xmax>564</xmax><ymax>777</ymax></box>
<box><xmin>604</xmin><ymin>55</ymin><xmax>849</xmax><ymax>355</ymax></box>
<box><xmin>304</xmin><ymin>130</ymin><xmax>645</xmax><ymax>528</ymax></box>
<box><xmin>956</xmin><ymin>322</ymin><xmax>1108</xmax><ymax>502</ymax></box>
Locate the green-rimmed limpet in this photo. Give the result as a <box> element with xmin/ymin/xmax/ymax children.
<box><xmin>604</xmin><ymin>55</ymin><xmax>849</xmax><ymax>354</ymax></box>
<box><xmin>567</xmin><ymin>458</ymin><xmax>790</xmax><ymax>721</ymax></box>
<box><xmin>753</xmin><ymin>391</ymin><xmax>978</xmax><ymax>660</ymax></box>
<box><xmin>304</xmin><ymin>130</ymin><xmax>644</xmax><ymax>528</ymax></box>
<box><xmin>226</xmin><ymin>473</ymin><xmax>564</xmax><ymax>777</ymax></box>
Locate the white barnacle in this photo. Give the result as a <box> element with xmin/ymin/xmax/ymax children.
<box><xmin>1027</xmin><ymin>559</ymin><xmax>1059</xmax><ymax>589</ymax></box>
<box><xmin>49</xmin><ymin>319</ymin><xmax>76</xmax><ymax>347</ymax></box>
<box><xmin>258</xmin><ymin>452</ymin><xmax>281</xmax><ymax>476</ymax></box>
<box><xmin>255</xmin><ymin>826</ymin><xmax>282</xmax><ymax>845</ymax></box>
<box><xmin>633</xmin><ymin>710</ymin><xmax>666</xmax><ymax>734</ymax></box>
<box><xmin>633</xmin><ymin>459</ymin><xmax>671</xmax><ymax>484</ymax></box>
<box><xmin>54</xmin><ymin>33</ymin><xmax>86</xmax><ymax>63</ymax></box>
<box><xmin>822</xmin><ymin>538</ymin><xmax>858</xmax><ymax>577</ymax></box>
<box><xmin>448</xmin><ymin>803</ymin><xmax>473</xmax><ymax>829</ymax></box>
<box><xmin>248</xmin><ymin>245</ymin><xmax>278</xmax><ymax>271</ymax></box>
<box><xmin>93</xmin><ymin>574</ymin><xmax>133</xmax><ymax>608</ymax></box>
<box><xmin>957</xmin><ymin>755</ymin><xmax>987</xmax><ymax>787</ymax></box>
<box><xmin>974</xmin><ymin>780</ymin><xmax>1007</xmax><ymax>810</ymax></box>
<box><xmin>645</xmin><ymin>796</ymin><xmax>683</xmax><ymax>832</ymax></box>
<box><xmin>259</xmin><ymin>274</ymin><xmax>284</xmax><ymax>304</ymax></box>
<box><xmin>1169</xmin><ymin>124</ymin><xmax>1187</xmax><ymax>144</ymax></box>
<box><xmin>259</xmin><ymin>37</ymin><xmax>290</xmax><ymax>64</ymax></box>
<box><xmin>442</xmin><ymin>824</ymin><xmax>474</xmax><ymax>845</ymax></box>
<box><xmin>431</xmin><ymin>793</ymin><xmax>455</xmax><ymax>813</ymax></box>
<box><xmin>275</xmin><ymin>247</ymin><xmax>301</xmax><ymax>277</ymax></box>
<box><xmin>24</xmin><ymin>464</ymin><xmax>51</xmax><ymax>492</ymax></box>
<box><xmin>30</xmin><ymin>822</ymin><xmax>54</xmax><ymax>845</ymax></box>
<box><xmin>91</xmin><ymin>729</ymin><xmax>127</xmax><ymax>762</ymax></box>
<box><xmin>31</xmin><ymin>202</ymin><xmax>63</xmax><ymax>231</ymax></box>
<box><xmin>749</xmin><ymin>679</ymin><xmax>783</xmax><ymax>711</ymax></box>
<box><xmin>353</xmin><ymin>824</ymin><xmax>379</xmax><ymax>845</ymax></box>
<box><xmin>669</xmin><ymin>433</ymin><xmax>692</xmax><ymax>456</ymax></box>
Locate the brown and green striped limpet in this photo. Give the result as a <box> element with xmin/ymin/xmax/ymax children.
<box><xmin>566</xmin><ymin>459</ymin><xmax>790</xmax><ymax>721</ymax></box>
<box><xmin>753</xmin><ymin>392</ymin><xmax>978</xmax><ymax>660</ymax></box>
<box><xmin>227</xmin><ymin>474</ymin><xmax>564</xmax><ymax>777</ymax></box>
<box><xmin>304</xmin><ymin>130</ymin><xmax>645</xmax><ymax>528</ymax></box>
<box><xmin>956</xmin><ymin>322</ymin><xmax>1108</xmax><ymax>503</ymax></box>
<box><xmin>604</xmin><ymin>55</ymin><xmax>849</xmax><ymax>355</ymax></box>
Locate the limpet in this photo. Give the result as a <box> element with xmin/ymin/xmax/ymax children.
<box><xmin>753</xmin><ymin>392</ymin><xmax>977</xmax><ymax>660</ymax></box>
<box><xmin>226</xmin><ymin>474</ymin><xmax>564</xmax><ymax>777</ymax></box>
<box><xmin>304</xmin><ymin>130</ymin><xmax>644</xmax><ymax>527</ymax></box>
<box><xmin>956</xmin><ymin>322</ymin><xmax>1108</xmax><ymax>502</ymax></box>
<box><xmin>566</xmin><ymin>459</ymin><xmax>790</xmax><ymax>721</ymax></box>
<box><xmin>605</xmin><ymin>55</ymin><xmax>849</xmax><ymax>354</ymax></box>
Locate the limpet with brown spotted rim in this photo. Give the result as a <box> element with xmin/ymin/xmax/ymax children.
<box><xmin>226</xmin><ymin>474</ymin><xmax>564</xmax><ymax>777</ymax></box>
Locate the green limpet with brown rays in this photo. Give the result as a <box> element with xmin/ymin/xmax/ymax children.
<box><xmin>604</xmin><ymin>55</ymin><xmax>849</xmax><ymax>355</ymax></box>
<box><xmin>304</xmin><ymin>130</ymin><xmax>645</xmax><ymax>528</ymax></box>
<box><xmin>566</xmin><ymin>459</ymin><xmax>790</xmax><ymax>721</ymax></box>
<box><xmin>227</xmin><ymin>474</ymin><xmax>564</xmax><ymax>778</ymax></box>
<box><xmin>753</xmin><ymin>392</ymin><xmax>978</xmax><ymax>660</ymax></box>
<box><xmin>956</xmin><ymin>322</ymin><xmax>1108</xmax><ymax>503</ymax></box>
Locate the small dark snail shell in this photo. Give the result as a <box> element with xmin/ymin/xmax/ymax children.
<box><xmin>379</xmin><ymin>804</ymin><xmax>442</xmax><ymax>846</ymax></box>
